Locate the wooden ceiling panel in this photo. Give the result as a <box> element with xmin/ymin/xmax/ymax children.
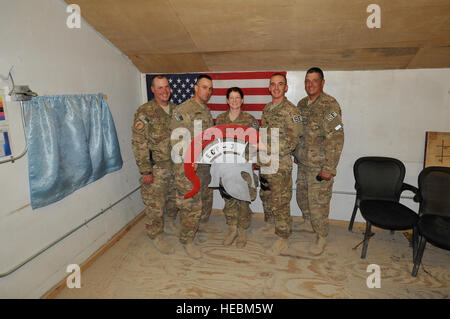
<box><xmin>425</xmin><ymin>17</ymin><xmax>450</xmax><ymax>47</ymax></box>
<box><xmin>170</xmin><ymin>0</ymin><xmax>450</xmax><ymax>51</ymax></box>
<box><xmin>67</xmin><ymin>0</ymin><xmax>450</xmax><ymax>72</ymax></box>
<box><xmin>130</xmin><ymin>53</ymin><xmax>208</xmax><ymax>73</ymax></box>
<box><xmin>407</xmin><ymin>47</ymin><xmax>450</xmax><ymax>69</ymax></box>
<box><xmin>74</xmin><ymin>0</ymin><xmax>197</xmax><ymax>53</ymax></box>
<box><xmin>202</xmin><ymin>48</ymin><xmax>419</xmax><ymax>72</ymax></box>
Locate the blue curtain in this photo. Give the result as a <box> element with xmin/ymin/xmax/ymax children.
<box><xmin>25</xmin><ymin>94</ymin><xmax>123</xmax><ymax>209</ymax></box>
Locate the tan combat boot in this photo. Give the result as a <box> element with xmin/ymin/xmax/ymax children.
<box><xmin>309</xmin><ymin>235</ymin><xmax>327</xmax><ymax>256</ymax></box>
<box><xmin>152</xmin><ymin>234</ymin><xmax>175</xmax><ymax>255</ymax></box>
<box><xmin>265</xmin><ymin>238</ymin><xmax>289</xmax><ymax>256</ymax></box>
<box><xmin>223</xmin><ymin>225</ymin><xmax>238</xmax><ymax>246</ymax></box>
<box><xmin>293</xmin><ymin>218</ymin><xmax>314</xmax><ymax>232</ymax></box>
<box><xmin>184</xmin><ymin>242</ymin><xmax>202</xmax><ymax>259</ymax></box>
<box><xmin>165</xmin><ymin>218</ymin><xmax>178</xmax><ymax>235</ymax></box>
<box><xmin>236</xmin><ymin>226</ymin><xmax>247</xmax><ymax>248</ymax></box>
<box><xmin>259</xmin><ymin>222</ymin><xmax>275</xmax><ymax>233</ymax></box>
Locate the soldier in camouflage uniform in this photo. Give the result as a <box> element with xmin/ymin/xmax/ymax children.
<box><xmin>169</xmin><ymin>74</ymin><xmax>215</xmax><ymax>259</ymax></box>
<box><xmin>132</xmin><ymin>75</ymin><xmax>177</xmax><ymax>254</ymax></box>
<box><xmin>259</xmin><ymin>73</ymin><xmax>303</xmax><ymax>256</ymax></box>
<box><xmin>215</xmin><ymin>87</ymin><xmax>259</xmax><ymax>248</ymax></box>
<box><xmin>294</xmin><ymin>67</ymin><xmax>344</xmax><ymax>256</ymax></box>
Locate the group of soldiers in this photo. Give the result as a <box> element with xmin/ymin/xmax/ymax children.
<box><xmin>131</xmin><ymin>68</ymin><xmax>344</xmax><ymax>259</ymax></box>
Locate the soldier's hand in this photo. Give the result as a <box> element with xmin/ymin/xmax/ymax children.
<box><xmin>142</xmin><ymin>174</ymin><xmax>154</xmax><ymax>185</ymax></box>
<box><xmin>192</xmin><ymin>163</ymin><xmax>198</xmax><ymax>171</ymax></box>
<box><xmin>294</xmin><ymin>157</ymin><xmax>298</xmax><ymax>164</ymax></box>
<box><xmin>318</xmin><ymin>170</ymin><xmax>333</xmax><ymax>181</ymax></box>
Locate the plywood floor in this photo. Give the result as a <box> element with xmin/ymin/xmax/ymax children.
<box><xmin>54</xmin><ymin>213</ymin><xmax>450</xmax><ymax>299</ymax></box>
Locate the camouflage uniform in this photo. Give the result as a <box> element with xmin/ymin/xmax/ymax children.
<box><xmin>294</xmin><ymin>92</ymin><xmax>344</xmax><ymax>237</ymax></box>
<box><xmin>131</xmin><ymin>99</ymin><xmax>177</xmax><ymax>239</ymax></box>
<box><xmin>260</xmin><ymin>99</ymin><xmax>303</xmax><ymax>239</ymax></box>
<box><xmin>169</xmin><ymin>98</ymin><xmax>214</xmax><ymax>244</ymax></box>
<box><xmin>215</xmin><ymin>110</ymin><xmax>259</xmax><ymax>229</ymax></box>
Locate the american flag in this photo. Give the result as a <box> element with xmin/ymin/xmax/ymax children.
<box><xmin>146</xmin><ymin>71</ymin><xmax>286</xmax><ymax>123</ymax></box>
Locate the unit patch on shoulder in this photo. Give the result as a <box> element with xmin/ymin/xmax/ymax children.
<box><xmin>293</xmin><ymin>115</ymin><xmax>302</xmax><ymax>123</ymax></box>
<box><xmin>134</xmin><ymin>120</ymin><xmax>145</xmax><ymax>131</ymax></box>
<box><xmin>326</xmin><ymin>111</ymin><xmax>338</xmax><ymax>122</ymax></box>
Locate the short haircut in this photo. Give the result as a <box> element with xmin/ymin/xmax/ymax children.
<box><xmin>270</xmin><ymin>72</ymin><xmax>287</xmax><ymax>84</ymax></box>
<box><xmin>306</xmin><ymin>67</ymin><xmax>324</xmax><ymax>80</ymax></box>
<box><xmin>151</xmin><ymin>75</ymin><xmax>168</xmax><ymax>87</ymax></box>
<box><xmin>195</xmin><ymin>74</ymin><xmax>213</xmax><ymax>84</ymax></box>
<box><xmin>226</xmin><ymin>87</ymin><xmax>244</xmax><ymax>99</ymax></box>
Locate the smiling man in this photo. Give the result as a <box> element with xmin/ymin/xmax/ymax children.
<box><xmin>294</xmin><ymin>67</ymin><xmax>345</xmax><ymax>256</ymax></box>
<box><xmin>169</xmin><ymin>74</ymin><xmax>216</xmax><ymax>259</ymax></box>
<box><xmin>259</xmin><ymin>73</ymin><xmax>303</xmax><ymax>256</ymax></box>
<box><xmin>132</xmin><ymin>75</ymin><xmax>178</xmax><ymax>255</ymax></box>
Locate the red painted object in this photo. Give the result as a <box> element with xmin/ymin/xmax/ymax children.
<box><xmin>183</xmin><ymin>124</ymin><xmax>261</xmax><ymax>198</ymax></box>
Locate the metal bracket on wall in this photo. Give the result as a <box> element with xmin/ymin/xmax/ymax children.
<box><xmin>0</xmin><ymin>69</ymin><xmax>37</xmax><ymax>164</ymax></box>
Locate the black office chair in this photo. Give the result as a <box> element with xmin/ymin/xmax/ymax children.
<box><xmin>349</xmin><ymin>157</ymin><xmax>419</xmax><ymax>259</ymax></box>
<box><xmin>411</xmin><ymin>166</ymin><xmax>450</xmax><ymax>277</ymax></box>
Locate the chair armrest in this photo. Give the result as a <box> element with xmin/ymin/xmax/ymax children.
<box><xmin>402</xmin><ymin>182</ymin><xmax>420</xmax><ymax>201</ymax></box>
<box><xmin>401</xmin><ymin>182</ymin><xmax>418</xmax><ymax>195</ymax></box>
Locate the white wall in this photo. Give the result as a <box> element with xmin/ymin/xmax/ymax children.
<box><xmin>212</xmin><ymin>69</ymin><xmax>450</xmax><ymax>222</ymax></box>
<box><xmin>0</xmin><ymin>0</ymin><xmax>144</xmax><ymax>298</ymax></box>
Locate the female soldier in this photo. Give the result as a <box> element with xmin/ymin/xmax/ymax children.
<box><xmin>215</xmin><ymin>87</ymin><xmax>259</xmax><ymax>248</ymax></box>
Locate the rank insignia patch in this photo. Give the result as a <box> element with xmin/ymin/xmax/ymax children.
<box><xmin>326</xmin><ymin>111</ymin><xmax>338</xmax><ymax>122</ymax></box>
<box><xmin>293</xmin><ymin>115</ymin><xmax>302</xmax><ymax>123</ymax></box>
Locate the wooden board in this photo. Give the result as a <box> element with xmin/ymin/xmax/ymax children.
<box><xmin>424</xmin><ymin>132</ymin><xmax>450</xmax><ymax>168</ymax></box>
<box><xmin>67</xmin><ymin>0</ymin><xmax>450</xmax><ymax>73</ymax></box>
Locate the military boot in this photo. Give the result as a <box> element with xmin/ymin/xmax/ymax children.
<box><xmin>223</xmin><ymin>225</ymin><xmax>238</xmax><ymax>246</ymax></box>
<box><xmin>236</xmin><ymin>226</ymin><xmax>247</xmax><ymax>248</ymax></box>
<box><xmin>309</xmin><ymin>235</ymin><xmax>327</xmax><ymax>256</ymax></box>
<box><xmin>184</xmin><ymin>242</ymin><xmax>202</xmax><ymax>259</ymax></box>
<box><xmin>265</xmin><ymin>238</ymin><xmax>289</xmax><ymax>256</ymax></box>
<box><xmin>152</xmin><ymin>234</ymin><xmax>175</xmax><ymax>255</ymax></box>
<box><xmin>259</xmin><ymin>222</ymin><xmax>275</xmax><ymax>233</ymax></box>
<box><xmin>294</xmin><ymin>218</ymin><xmax>314</xmax><ymax>233</ymax></box>
<box><xmin>165</xmin><ymin>218</ymin><xmax>178</xmax><ymax>235</ymax></box>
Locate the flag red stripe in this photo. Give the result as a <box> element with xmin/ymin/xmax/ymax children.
<box><xmin>205</xmin><ymin>71</ymin><xmax>286</xmax><ymax>80</ymax></box>
<box><xmin>213</xmin><ymin>87</ymin><xmax>269</xmax><ymax>96</ymax></box>
<box><xmin>207</xmin><ymin>104</ymin><xmax>266</xmax><ymax>111</ymax></box>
